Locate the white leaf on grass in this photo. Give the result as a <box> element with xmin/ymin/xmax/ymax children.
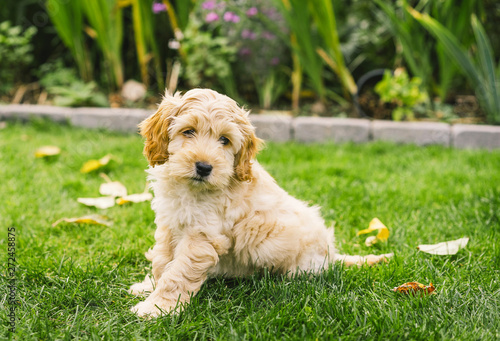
<box><xmin>116</xmin><ymin>192</ymin><xmax>153</xmax><ymax>205</ymax></box>
<box><xmin>99</xmin><ymin>181</ymin><xmax>127</xmax><ymax>197</ymax></box>
<box><xmin>77</xmin><ymin>196</ymin><xmax>116</xmax><ymax>209</ymax></box>
<box><xmin>52</xmin><ymin>214</ymin><xmax>112</xmax><ymax>227</ymax></box>
<box><xmin>417</xmin><ymin>237</ymin><xmax>469</xmax><ymax>255</ymax></box>
<box><xmin>35</xmin><ymin>146</ymin><xmax>61</xmax><ymax>158</ymax></box>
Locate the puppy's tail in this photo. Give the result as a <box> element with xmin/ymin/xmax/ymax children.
<box><xmin>333</xmin><ymin>253</ymin><xmax>394</xmax><ymax>267</ymax></box>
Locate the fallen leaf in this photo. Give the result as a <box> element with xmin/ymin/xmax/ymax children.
<box><xmin>393</xmin><ymin>282</ymin><xmax>436</xmax><ymax>296</ymax></box>
<box><xmin>365</xmin><ymin>235</ymin><xmax>377</xmax><ymax>247</ymax></box>
<box><xmin>0</xmin><ymin>121</ymin><xmax>7</xmax><ymax>129</ymax></box>
<box><xmin>100</xmin><ymin>181</ymin><xmax>127</xmax><ymax>197</ymax></box>
<box><xmin>417</xmin><ymin>237</ymin><xmax>469</xmax><ymax>255</ymax></box>
<box><xmin>77</xmin><ymin>196</ymin><xmax>116</xmax><ymax>209</ymax></box>
<box><xmin>52</xmin><ymin>214</ymin><xmax>112</xmax><ymax>227</ymax></box>
<box><xmin>80</xmin><ymin>154</ymin><xmax>113</xmax><ymax>173</ymax></box>
<box><xmin>357</xmin><ymin>218</ymin><xmax>390</xmax><ymax>246</ymax></box>
<box><xmin>116</xmin><ymin>192</ymin><xmax>153</xmax><ymax>205</ymax></box>
<box><xmin>35</xmin><ymin>146</ymin><xmax>61</xmax><ymax>158</ymax></box>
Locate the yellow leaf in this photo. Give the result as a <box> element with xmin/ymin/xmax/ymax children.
<box><xmin>35</xmin><ymin>146</ymin><xmax>61</xmax><ymax>158</ymax></box>
<box><xmin>80</xmin><ymin>154</ymin><xmax>113</xmax><ymax>173</ymax></box>
<box><xmin>116</xmin><ymin>192</ymin><xmax>153</xmax><ymax>205</ymax></box>
<box><xmin>417</xmin><ymin>237</ymin><xmax>469</xmax><ymax>255</ymax></box>
<box><xmin>100</xmin><ymin>181</ymin><xmax>127</xmax><ymax>197</ymax></box>
<box><xmin>77</xmin><ymin>196</ymin><xmax>116</xmax><ymax>209</ymax></box>
<box><xmin>357</xmin><ymin>218</ymin><xmax>390</xmax><ymax>245</ymax></box>
<box><xmin>52</xmin><ymin>214</ymin><xmax>112</xmax><ymax>227</ymax></box>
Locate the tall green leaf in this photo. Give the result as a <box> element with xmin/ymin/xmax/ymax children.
<box><xmin>310</xmin><ymin>0</ymin><xmax>356</xmax><ymax>97</ymax></box>
<box><xmin>46</xmin><ymin>0</ymin><xmax>92</xmax><ymax>82</ymax></box>
<box><xmin>82</xmin><ymin>0</ymin><xmax>124</xmax><ymax>89</ymax></box>
<box><xmin>408</xmin><ymin>7</ymin><xmax>499</xmax><ymax>124</ymax></box>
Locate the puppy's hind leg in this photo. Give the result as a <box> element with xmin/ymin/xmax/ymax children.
<box><xmin>334</xmin><ymin>253</ymin><xmax>393</xmax><ymax>267</ymax></box>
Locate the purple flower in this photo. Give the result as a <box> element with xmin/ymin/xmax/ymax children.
<box><xmin>205</xmin><ymin>12</ymin><xmax>219</xmax><ymax>23</ymax></box>
<box><xmin>246</xmin><ymin>7</ymin><xmax>258</xmax><ymax>16</ymax></box>
<box><xmin>202</xmin><ymin>0</ymin><xmax>216</xmax><ymax>10</ymax></box>
<box><xmin>270</xmin><ymin>57</ymin><xmax>280</xmax><ymax>65</ymax></box>
<box><xmin>262</xmin><ymin>31</ymin><xmax>275</xmax><ymax>40</ymax></box>
<box><xmin>239</xmin><ymin>48</ymin><xmax>252</xmax><ymax>56</ymax></box>
<box><xmin>223</xmin><ymin>11</ymin><xmax>240</xmax><ymax>23</ymax></box>
<box><xmin>241</xmin><ymin>29</ymin><xmax>257</xmax><ymax>40</ymax></box>
<box><xmin>152</xmin><ymin>2</ymin><xmax>167</xmax><ymax>13</ymax></box>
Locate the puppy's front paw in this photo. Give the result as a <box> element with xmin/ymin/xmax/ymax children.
<box><xmin>131</xmin><ymin>297</ymin><xmax>179</xmax><ymax>318</ymax></box>
<box><xmin>129</xmin><ymin>275</ymin><xmax>154</xmax><ymax>296</ymax></box>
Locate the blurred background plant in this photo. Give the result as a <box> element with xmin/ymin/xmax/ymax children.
<box><xmin>0</xmin><ymin>0</ymin><xmax>498</xmax><ymax>124</ymax></box>
<box><xmin>0</xmin><ymin>21</ymin><xmax>36</xmax><ymax>96</ymax></box>
<box><xmin>375</xmin><ymin>68</ymin><xmax>428</xmax><ymax>121</ymax></box>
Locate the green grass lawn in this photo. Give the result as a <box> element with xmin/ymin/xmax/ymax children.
<box><xmin>1</xmin><ymin>119</ymin><xmax>499</xmax><ymax>340</ymax></box>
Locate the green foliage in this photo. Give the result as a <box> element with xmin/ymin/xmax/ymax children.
<box><xmin>375</xmin><ymin>0</ymin><xmax>482</xmax><ymax>102</ymax></box>
<box><xmin>408</xmin><ymin>8</ymin><xmax>500</xmax><ymax>124</ymax></box>
<box><xmin>81</xmin><ymin>0</ymin><xmax>124</xmax><ymax>89</ymax></box>
<box><xmin>45</xmin><ymin>0</ymin><xmax>92</xmax><ymax>82</ymax></box>
<box><xmin>375</xmin><ymin>68</ymin><xmax>428</xmax><ymax>121</ymax></box>
<box><xmin>38</xmin><ymin>61</ymin><xmax>109</xmax><ymax>107</ymax></box>
<box><xmin>0</xmin><ymin>21</ymin><xmax>36</xmax><ymax>94</ymax></box>
<box><xmin>182</xmin><ymin>19</ymin><xmax>237</xmax><ymax>95</ymax></box>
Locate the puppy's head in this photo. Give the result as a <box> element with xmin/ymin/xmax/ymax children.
<box><xmin>139</xmin><ymin>89</ymin><xmax>262</xmax><ymax>190</ymax></box>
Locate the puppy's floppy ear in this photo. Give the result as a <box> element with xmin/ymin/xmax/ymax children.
<box><xmin>234</xmin><ymin>122</ymin><xmax>263</xmax><ymax>182</ymax></box>
<box><xmin>139</xmin><ymin>93</ymin><xmax>178</xmax><ymax>166</ymax></box>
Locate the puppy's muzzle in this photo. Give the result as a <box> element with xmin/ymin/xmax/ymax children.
<box><xmin>195</xmin><ymin>162</ymin><xmax>213</xmax><ymax>178</ymax></box>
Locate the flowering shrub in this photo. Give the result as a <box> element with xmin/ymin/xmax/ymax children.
<box><xmin>180</xmin><ymin>0</ymin><xmax>289</xmax><ymax>108</ymax></box>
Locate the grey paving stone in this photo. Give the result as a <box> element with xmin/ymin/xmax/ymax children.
<box><xmin>293</xmin><ymin>117</ymin><xmax>370</xmax><ymax>143</ymax></box>
<box><xmin>452</xmin><ymin>124</ymin><xmax>500</xmax><ymax>149</ymax></box>
<box><xmin>249</xmin><ymin>114</ymin><xmax>292</xmax><ymax>142</ymax></box>
<box><xmin>372</xmin><ymin>120</ymin><xmax>451</xmax><ymax>146</ymax></box>
<box><xmin>71</xmin><ymin>108</ymin><xmax>153</xmax><ymax>133</ymax></box>
<box><xmin>0</xmin><ymin>104</ymin><xmax>72</xmax><ymax>122</ymax></box>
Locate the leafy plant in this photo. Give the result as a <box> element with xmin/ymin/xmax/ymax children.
<box><xmin>82</xmin><ymin>0</ymin><xmax>124</xmax><ymax>89</ymax></box>
<box><xmin>408</xmin><ymin>8</ymin><xmax>500</xmax><ymax>124</ymax></box>
<box><xmin>375</xmin><ymin>0</ymin><xmax>482</xmax><ymax>101</ymax></box>
<box><xmin>0</xmin><ymin>21</ymin><xmax>37</xmax><ymax>95</ymax></box>
<box><xmin>181</xmin><ymin>19</ymin><xmax>238</xmax><ymax>98</ymax></box>
<box><xmin>46</xmin><ymin>0</ymin><xmax>92</xmax><ymax>82</ymax></box>
<box><xmin>310</xmin><ymin>0</ymin><xmax>357</xmax><ymax>98</ymax></box>
<box><xmin>375</xmin><ymin>68</ymin><xmax>428</xmax><ymax>121</ymax></box>
<box><xmin>39</xmin><ymin>61</ymin><xmax>108</xmax><ymax>107</ymax></box>
<box><xmin>271</xmin><ymin>0</ymin><xmax>325</xmax><ymax>107</ymax></box>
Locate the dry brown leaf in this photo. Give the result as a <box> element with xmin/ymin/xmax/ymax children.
<box><xmin>417</xmin><ymin>237</ymin><xmax>469</xmax><ymax>255</ymax></box>
<box><xmin>52</xmin><ymin>214</ymin><xmax>112</xmax><ymax>227</ymax></box>
<box><xmin>116</xmin><ymin>192</ymin><xmax>153</xmax><ymax>205</ymax></box>
<box><xmin>77</xmin><ymin>196</ymin><xmax>116</xmax><ymax>209</ymax></box>
<box><xmin>35</xmin><ymin>146</ymin><xmax>61</xmax><ymax>158</ymax></box>
<box><xmin>393</xmin><ymin>282</ymin><xmax>436</xmax><ymax>296</ymax></box>
<box><xmin>80</xmin><ymin>154</ymin><xmax>113</xmax><ymax>173</ymax></box>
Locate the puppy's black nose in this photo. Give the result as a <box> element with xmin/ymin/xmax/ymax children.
<box><xmin>195</xmin><ymin>162</ymin><xmax>213</xmax><ymax>177</ymax></box>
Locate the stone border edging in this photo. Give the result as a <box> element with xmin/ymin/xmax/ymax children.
<box><xmin>1</xmin><ymin>104</ymin><xmax>499</xmax><ymax>150</ymax></box>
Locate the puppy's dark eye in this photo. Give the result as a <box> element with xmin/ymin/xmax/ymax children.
<box><xmin>219</xmin><ymin>136</ymin><xmax>230</xmax><ymax>145</ymax></box>
<box><xmin>182</xmin><ymin>129</ymin><xmax>195</xmax><ymax>137</ymax></box>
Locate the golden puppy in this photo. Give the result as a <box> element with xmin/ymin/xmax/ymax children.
<box><xmin>130</xmin><ymin>89</ymin><xmax>391</xmax><ymax>317</ymax></box>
